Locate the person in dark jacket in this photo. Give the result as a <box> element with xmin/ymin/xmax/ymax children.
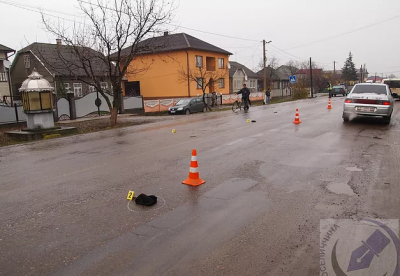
<box><xmin>237</xmin><ymin>84</ymin><xmax>250</xmax><ymax>110</ymax></box>
<box><xmin>265</xmin><ymin>88</ymin><xmax>271</xmax><ymax>104</ymax></box>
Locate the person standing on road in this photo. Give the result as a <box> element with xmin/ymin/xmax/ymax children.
<box><xmin>327</xmin><ymin>82</ymin><xmax>333</xmax><ymax>98</ymax></box>
<box><xmin>265</xmin><ymin>88</ymin><xmax>271</xmax><ymax>104</ymax></box>
<box><xmin>237</xmin><ymin>84</ymin><xmax>250</xmax><ymax>110</ymax></box>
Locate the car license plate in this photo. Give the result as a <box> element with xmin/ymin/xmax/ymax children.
<box><xmin>356</xmin><ymin>106</ymin><xmax>375</xmax><ymax>112</ymax></box>
<box><xmin>170</xmin><ymin>110</ymin><xmax>175</xmax><ymax>113</ymax></box>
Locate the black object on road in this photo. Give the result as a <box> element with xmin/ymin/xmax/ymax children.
<box><xmin>251</xmin><ymin>120</ymin><xmax>256</xmax><ymax>123</ymax></box>
<box><xmin>135</xmin><ymin>194</ymin><xmax>158</xmax><ymax>206</ymax></box>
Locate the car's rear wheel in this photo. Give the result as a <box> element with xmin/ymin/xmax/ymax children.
<box><xmin>343</xmin><ymin>113</ymin><xmax>350</xmax><ymax>122</ymax></box>
<box><xmin>185</xmin><ymin>109</ymin><xmax>190</xmax><ymax>115</ymax></box>
<box><xmin>383</xmin><ymin>114</ymin><xmax>391</xmax><ymax>124</ymax></box>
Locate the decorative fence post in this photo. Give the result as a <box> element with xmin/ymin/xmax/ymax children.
<box><xmin>67</xmin><ymin>91</ymin><xmax>77</xmax><ymax>120</ymax></box>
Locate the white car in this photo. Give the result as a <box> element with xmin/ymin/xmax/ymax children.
<box><xmin>343</xmin><ymin>83</ymin><xmax>394</xmax><ymax>124</ymax></box>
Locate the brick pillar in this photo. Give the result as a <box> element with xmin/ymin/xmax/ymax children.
<box><xmin>67</xmin><ymin>92</ymin><xmax>76</xmax><ymax>120</ymax></box>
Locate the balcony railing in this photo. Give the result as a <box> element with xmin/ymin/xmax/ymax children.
<box><xmin>206</xmin><ymin>65</ymin><xmax>215</xmax><ymax>71</ymax></box>
<box><xmin>0</xmin><ymin>72</ymin><xmax>7</xmax><ymax>82</ymax></box>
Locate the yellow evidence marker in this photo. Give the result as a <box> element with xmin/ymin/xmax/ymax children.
<box><xmin>247</xmin><ymin>119</ymin><xmax>250</xmax><ymax>123</ymax></box>
<box><xmin>127</xmin><ymin>191</ymin><xmax>135</xmax><ymax>200</ymax></box>
<box><xmin>172</xmin><ymin>129</ymin><xmax>176</xmax><ymax>133</ymax></box>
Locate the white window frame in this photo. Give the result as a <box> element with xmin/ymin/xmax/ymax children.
<box><xmin>73</xmin><ymin>83</ymin><xmax>83</xmax><ymax>98</ymax></box>
<box><xmin>23</xmin><ymin>55</ymin><xmax>30</xmax><ymax>69</ymax></box>
<box><xmin>63</xmin><ymin>83</ymin><xmax>70</xmax><ymax>91</ymax></box>
<box><xmin>218</xmin><ymin>78</ymin><xmax>225</xmax><ymax>88</ymax></box>
<box><xmin>196</xmin><ymin>78</ymin><xmax>203</xmax><ymax>89</ymax></box>
<box><xmin>218</xmin><ymin>58</ymin><xmax>224</xmax><ymax>69</ymax></box>
<box><xmin>195</xmin><ymin>56</ymin><xmax>203</xmax><ymax>68</ymax></box>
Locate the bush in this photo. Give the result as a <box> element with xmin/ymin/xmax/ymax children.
<box><xmin>292</xmin><ymin>83</ymin><xmax>309</xmax><ymax>99</ymax></box>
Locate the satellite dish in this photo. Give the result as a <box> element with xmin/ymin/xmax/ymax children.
<box><xmin>227</xmin><ymin>63</ymin><xmax>231</xmax><ymax>69</ymax></box>
<box><xmin>4</xmin><ymin>60</ymin><xmax>11</xmax><ymax>69</ymax></box>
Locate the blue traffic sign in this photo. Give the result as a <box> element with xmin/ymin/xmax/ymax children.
<box><xmin>289</xmin><ymin>75</ymin><xmax>297</xmax><ymax>83</ymax></box>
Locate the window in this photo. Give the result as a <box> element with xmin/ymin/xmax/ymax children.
<box><xmin>196</xmin><ymin>78</ymin><xmax>203</xmax><ymax>89</ymax></box>
<box><xmin>218</xmin><ymin>58</ymin><xmax>224</xmax><ymax>69</ymax></box>
<box><xmin>195</xmin><ymin>56</ymin><xmax>203</xmax><ymax>68</ymax></box>
<box><xmin>235</xmin><ymin>80</ymin><xmax>242</xmax><ymax>89</ymax></box>
<box><xmin>23</xmin><ymin>55</ymin><xmax>30</xmax><ymax>69</ymax></box>
<box><xmin>384</xmin><ymin>80</ymin><xmax>400</xmax><ymax>89</ymax></box>
<box><xmin>249</xmin><ymin>80</ymin><xmax>256</xmax><ymax>88</ymax></box>
<box><xmin>101</xmin><ymin>82</ymin><xmax>108</xmax><ymax>91</ymax></box>
<box><xmin>218</xmin><ymin>78</ymin><xmax>225</xmax><ymax>88</ymax></box>
<box><xmin>352</xmin><ymin>85</ymin><xmax>387</xmax><ymax>95</ymax></box>
<box><xmin>63</xmin><ymin>83</ymin><xmax>70</xmax><ymax>91</ymax></box>
<box><xmin>73</xmin><ymin>83</ymin><xmax>83</xmax><ymax>97</ymax></box>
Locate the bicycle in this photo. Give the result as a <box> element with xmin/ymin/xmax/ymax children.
<box><xmin>232</xmin><ymin>98</ymin><xmax>243</xmax><ymax>112</ymax></box>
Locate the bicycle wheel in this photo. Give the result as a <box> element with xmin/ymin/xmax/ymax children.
<box><xmin>232</xmin><ymin>101</ymin><xmax>239</xmax><ymax>112</ymax></box>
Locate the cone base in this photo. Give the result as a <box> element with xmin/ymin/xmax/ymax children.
<box><xmin>293</xmin><ymin>121</ymin><xmax>302</xmax><ymax>124</ymax></box>
<box><xmin>327</xmin><ymin>107</ymin><xmax>332</xmax><ymax>109</ymax></box>
<box><xmin>182</xmin><ymin>178</ymin><xmax>205</xmax><ymax>186</ymax></box>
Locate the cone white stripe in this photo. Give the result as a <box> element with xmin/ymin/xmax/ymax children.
<box><xmin>190</xmin><ymin>167</ymin><xmax>198</xmax><ymax>173</ymax></box>
<box><xmin>191</xmin><ymin>156</ymin><xmax>197</xmax><ymax>161</ymax></box>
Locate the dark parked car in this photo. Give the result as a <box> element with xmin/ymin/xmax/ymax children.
<box><xmin>330</xmin><ymin>85</ymin><xmax>347</xmax><ymax>97</ymax></box>
<box><xmin>168</xmin><ymin>98</ymin><xmax>205</xmax><ymax>115</ymax></box>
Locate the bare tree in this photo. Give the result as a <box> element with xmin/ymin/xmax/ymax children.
<box><xmin>286</xmin><ymin>60</ymin><xmax>300</xmax><ymax>75</ymax></box>
<box><xmin>41</xmin><ymin>0</ymin><xmax>174</xmax><ymax>125</ymax></box>
<box><xmin>178</xmin><ymin>67</ymin><xmax>228</xmax><ymax>111</ymax></box>
<box><xmin>388</xmin><ymin>74</ymin><xmax>396</xmax><ymax>78</ymax></box>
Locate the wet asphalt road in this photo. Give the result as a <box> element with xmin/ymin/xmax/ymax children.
<box><xmin>1</xmin><ymin>96</ymin><xmax>400</xmax><ymax>276</ymax></box>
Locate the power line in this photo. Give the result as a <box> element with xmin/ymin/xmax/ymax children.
<box><xmin>0</xmin><ymin>0</ymin><xmax>86</xmax><ymax>24</ymax></box>
<box><xmin>243</xmin><ymin>42</ymin><xmax>262</xmax><ymax>66</ymax></box>
<box><xmin>268</xmin><ymin>43</ymin><xmax>307</xmax><ymax>61</ymax></box>
<box><xmin>285</xmin><ymin>13</ymin><xmax>400</xmax><ymax>51</ymax></box>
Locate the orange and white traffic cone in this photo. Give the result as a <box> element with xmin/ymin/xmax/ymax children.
<box><xmin>327</xmin><ymin>99</ymin><xmax>332</xmax><ymax>110</ymax></box>
<box><xmin>182</xmin><ymin>149</ymin><xmax>205</xmax><ymax>186</ymax></box>
<box><xmin>293</xmin><ymin>109</ymin><xmax>302</xmax><ymax>124</ymax></box>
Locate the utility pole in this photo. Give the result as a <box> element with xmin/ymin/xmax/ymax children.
<box><xmin>375</xmin><ymin>72</ymin><xmax>377</xmax><ymax>82</ymax></box>
<box><xmin>263</xmin><ymin>40</ymin><xmax>266</xmax><ymax>92</ymax></box>
<box><xmin>333</xmin><ymin>61</ymin><xmax>336</xmax><ymax>74</ymax></box>
<box><xmin>262</xmin><ymin>40</ymin><xmax>272</xmax><ymax>93</ymax></box>
<box><xmin>360</xmin><ymin>65</ymin><xmax>363</xmax><ymax>83</ymax></box>
<box><xmin>310</xmin><ymin>57</ymin><xmax>314</xmax><ymax>98</ymax></box>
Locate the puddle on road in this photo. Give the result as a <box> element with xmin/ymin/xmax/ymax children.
<box><xmin>327</xmin><ymin>182</ymin><xmax>355</xmax><ymax>196</ymax></box>
<box><xmin>346</xmin><ymin>166</ymin><xmax>363</xmax><ymax>172</ymax></box>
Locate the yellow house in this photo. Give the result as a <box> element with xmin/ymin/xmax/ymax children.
<box><xmin>118</xmin><ymin>32</ymin><xmax>232</xmax><ymax>99</ymax></box>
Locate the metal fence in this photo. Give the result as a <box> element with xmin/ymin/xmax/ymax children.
<box><xmin>0</xmin><ymin>104</ymin><xmax>26</xmax><ymax>124</ymax></box>
<box><xmin>204</xmin><ymin>93</ymin><xmax>222</xmax><ymax>107</ymax></box>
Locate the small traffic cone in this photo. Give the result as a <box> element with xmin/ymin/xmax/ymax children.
<box><xmin>327</xmin><ymin>99</ymin><xmax>332</xmax><ymax>110</ymax></box>
<box><xmin>293</xmin><ymin>109</ymin><xmax>302</xmax><ymax>124</ymax></box>
<box><xmin>182</xmin><ymin>149</ymin><xmax>205</xmax><ymax>186</ymax></box>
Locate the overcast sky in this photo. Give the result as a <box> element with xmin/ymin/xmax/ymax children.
<box><xmin>1</xmin><ymin>0</ymin><xmax>400</xmax><ymax>76</ymax></box>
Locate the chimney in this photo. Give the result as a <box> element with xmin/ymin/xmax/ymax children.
<box><xmin>56</xmin><ymin>38</ymin><xmax>62</xmax><ymax>45</ymax></box>
<box><xmin>164</xmin><ymin>31</ymin><xmax>169</xmax><ymax>36</ymax></box>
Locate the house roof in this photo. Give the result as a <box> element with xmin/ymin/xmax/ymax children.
<box><xmin>0</xmin><ymin>44</ymin><xmax>15</xmax><ymax>53</ymax></box>
<box><xmin>229</xmin><ymin>61</ymin><xmax>258</xmax><ymax>78</ymax></box>
<box><xmin>296</xmin><ymin>68</ymin><xmax>323</xmax><ymax>75</ymax></box>
<box><xmin>256</xmin><ymin>66</ymin><xmax>279</xmax><ymax>80</ymax></box>
<box><xmin>15</xmin><ymin>42</ymin><xmax>110</xmax><ymax>77</ymax></box>
<box><xmin>112</xmin><ymin>33</ymin><xmax>232</xmax><ymax>59</ymax></box>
